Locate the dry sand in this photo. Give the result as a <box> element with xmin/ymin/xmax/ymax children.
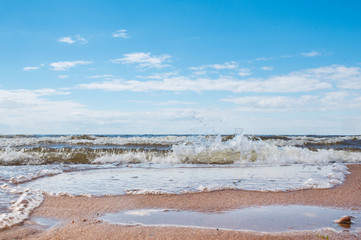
<box><xmin>1</xmin><ymin>164</ymin><xmax>360</xmax><ymax>239</ymax></box>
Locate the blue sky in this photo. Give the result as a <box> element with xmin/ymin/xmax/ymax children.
<box><xmin>0</xmin><ymin>0</ymin><xmax>361</xmax><ymax>134</ymax></box>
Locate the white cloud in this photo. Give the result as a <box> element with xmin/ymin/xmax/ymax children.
<box><xmin>23</xmin><ymin>66</ymin><xmax>39</xmax><ymax>71</ymax></box>
<box><xmin>255</xmin><ymin>56</ymin><xmax>274</xmax><ymax>61</ymax></box>
<box><xmin>238</xmin><ymin>72</ymin><xmax>252</xmax><ymax>77</ymax></box>
<box><xmin>87</xmin><ymin>74</ymin><xmax>117</xmax><ymax>79</ymax></box>
<box><xmin>221</xmin><ymin>95</ymin><xmax>317</xmax><ymax>112</ymax></box>
<box><xmin>1</xmin><ymin>87</ymin><xmax>360</xmax><ymax>134</ymax></box>
<box><xmin>317</xmin><ymin>91</ymin><xmax>361</xmax><ymax>110</ymax></box>
<box><xmin>192</xmin><ymin>71</ymin><xmax>207</xmax><ymax>76</ymax></box>
<box><xmin>261</xmin><ymin>66</ymin><xmax>274</xmax><ymax>71</ymax></box>
<box><xmin>78</xmin><ymin>72</ymin><xmax>330</xmax><ymax>93</ymax></box>
<box><xmin>190</xmin><ymin>61</ymin><xmax>238</xmax><ymax>71</ymax></box>
<box><xmin>141</xmin><ymin>71</ymin><xmax>178</xmax><ymax>79</ymax></box>
<box><xmin>58</xmin><ymin>36</ymin><xmax>75</xmax><ymax>44</ymax></box>
<box><xmin>221</xmin><ymin>91</ymin><xmax>361</xmax><ymax>112</ymax></box>
<box><xmin>0</xmin><ymin>89</ymin><xmax>86</xmax><ymax>132</ymax></box>
<box><xmin>299</xmin><ymin>65</ymin><xmax>361</xmax><ymax>89</ymax></box>
<box><xmin>110</xmin><ymin>52</ymin><xmax>171</xmax><ymax>68</ymax></box>
<box><xmin>79</xmin><ymin>64</ymin><xmax>361</xmax><ymax>93</ymax></box>
<box><xmin>58</xmin><ymin>35</ymin><xmax>88</xmax><ymax>44</ymax></box>
<box><xmin>127</xmin><ymin>100</ymin><xmax>196</xmax><ymax>105</ymax></box>
<box><xmin>238</xmin><ymin>68</ymin><xmax>252</xmax><ymax>76</ymax></box>
<box><xmin>113</xmin><ymin>29</ymin><xmax>131</xmax><ymax>38</ymax></box>
<box><xmin>282</xmin><ymin>55</ymin><xmax>295</xmax><ymax>58</ymax></box>
<box><xmin>49</xmin><ymin>60</ymin><xmax>92</xmax><ymax>71</ymax></box>
<box><xmin>300</xmin><ymin>51</ymin><xmax>321</xmax><ymax>57</ymax></box>
<box><xmin>58</xmin><ymin>75</ymin><xmax>69</xmax><ymax>79</ymax></box>
<box><xmin>33</xmin><ymin>89</ymin><xmax>70</xmax><ymax>96</ymax></box>
<box><xmin>0</xmin><ymin>88</ymin><xmax>213</xmax><ymax>134</ymax></box>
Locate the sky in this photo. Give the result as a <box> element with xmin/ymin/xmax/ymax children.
<box><xmin>0</xmin><ymin>0</ymin><xmax>361</xmax><ymax>135</ymax></box>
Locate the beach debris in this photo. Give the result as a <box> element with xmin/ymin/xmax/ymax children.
<box><xmin>316</xmin><ymin>234</ymin><xmax>329</xmax><ymax>239</ymax></box>
<box><xmin>336</xmin><ymin>216</ymin><xmax>352</xmax><ymax>224</ymax></box>
<box><xmin>335</xmin><ymin>215</ymin><xmax>354</xmax><ymax>229</ymax></box>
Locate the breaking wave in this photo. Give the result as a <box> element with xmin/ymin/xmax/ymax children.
<box><xmin>0</xmin><ymin>134</ymin><xmax>360</xmax><ymax>166</ymax></box>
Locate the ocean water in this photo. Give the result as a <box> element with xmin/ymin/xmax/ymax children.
<box><xmin>0</xmin><ymin>133</ymin><xmax>361</xmax><ymax>228</ymax></box>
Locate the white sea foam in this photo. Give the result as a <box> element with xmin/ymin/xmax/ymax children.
<box><xmin>21</xmin><ymin>164</ymin><xmax>349</xmax><ymax>196</ymax></box>
<box><xmin>195</xmin><ymin>185</ymin><xmax>234</xmax><ymax>192</ymax></box>
<box><xmin>45</xmin><ymin>192</ymin><xmax>75</xmax><ymax>197</ymax></box>
<box><xmin>9</xmin><ymin>169</ymin><xmax>63</xmax><ymax>184</ymax></box>
<box><xmin>0</xmin><ymin>184</ymin><xmax>43</xmax><ymax>229</ymax></box>
<box><xmin>302</xmin><ymin>163</ymin><xmax>349</xmax><ymax>189</ymax></box>
<box><xmin>125</xmin><ymin>189</ymin><xmax>168</xmax><ymax>195</ymax></box>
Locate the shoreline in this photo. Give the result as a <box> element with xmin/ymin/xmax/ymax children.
<box><xmin>1</xmin><ymin>164</ymin><xmax>360</xmax><ymax>239</ymax></box>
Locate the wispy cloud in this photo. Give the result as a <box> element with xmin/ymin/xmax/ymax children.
<box><xmin>140</xmin><ymin>71</ymin><xmax>178</xmax><ymax>79</ymax></box>
<box><xmin>190</xmin><ymin>61</ymin><xmax>238</xmax><ymax>71</ymax></box>
<box><xmin>113</xmin><ymin>29</ymin><xmax>131</xmax><ymax>38</ymax></box>
<box><xmin>192</xmin><ymin>71</ymin><xmax>207</xmax><ymax>76</ymax></box>
<box><xmin>0</xmin><ymin>88</ymin><xmax>85</xmax><ymax>132</ymax></box>
<box><xmin>23</xmin><ymin>64</ymin><xmax>44</xmax><ymax>71</ymax></box>
<box><xmin>300</xmin><ymin>51</ymin><xmax>321</xmax><ymax>57</ymax></box>
<box><xmin>23</xmin><ymin>66</ymin><xmax>39</xmax><ymax>71</ymax></box>
<box><xmin>127</xmin><ymin>100</ymin><xmax>196</xmax><ymax>106</ymax></box>
<box><xmin>255</xmin><ymin>56</ymin><xmax>275</xmax><ymax>61</ymax></box>
<box><xmin>297</xmin><ymin>65</ymin><xmax>361</xmax><ymax>89</ymax></box>
<box><xmin>221</xmin><ymin>91</ymin><xmax>361</xmax><ymax>112</ymax></box>
<box><xmin>58</xmin><ymin>75</ymin><xmax>69</xmax><ymax>79</ymax></box>
<box><xmin>110</xmin><ymin>52</ymin><xmax>171</xmax><ymax>68</ymax></box>
<box><xmin>0</xmin><ymin>88</ymin><xmax>211</xmax><ymax>134</ymax></box>
<box><xmin>261</xmin><ymin>66</ymin><xmax>274</xmax><ymax>71</ymax></box>
<box><xmin>87</xmin><ymin>74</ymin><xmax>117</xmax><ymax>79</ymax></box>
<box><xmin>49</xmin><ymin>60</ymin><xmax>92</xmax><ymax>71</ymax></box>
<box><xmin>78</xmin><ymin>65</ymin><xmax>361</xmax><ymax>93</ymax></box>
<box><xmin>77</xmin><ymin>73</ymin><xmax>329</xmax><ymax>93</ymax></box>
<box><xmin>221</xmin><ymin>95</ymin><xmax>316</xmax><ymax>112</ymax></box>
<box><xmin>58</xmin><ymin>35</ymin><xmax>88</xmax><ymax>44</ymax></box>
<box><xmin>0</xmin><ymin>89</ymin><xmax>71</xmax><ymax>107</ymax></box>
<box><xmin>238</xmin><ymin>68</ymin><xmax>252</xmax><ymax>76</ymax></box>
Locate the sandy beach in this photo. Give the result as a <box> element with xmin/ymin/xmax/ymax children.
<box><xmin>0</xmin><ymin>164</ymin><xmax>359</xmax><ymax>239</ymax></box>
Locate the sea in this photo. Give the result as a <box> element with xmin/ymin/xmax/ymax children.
<box><xmin>0</xmin><ymin>133</ymin><xmax>361</xmax><ymax>228</ymax></box>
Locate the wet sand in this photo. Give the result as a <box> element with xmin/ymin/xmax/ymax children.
<box><xmin>1</xmin><ymin>164</ymin><xmax>361</xmax><ymax>239</ymax></box>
